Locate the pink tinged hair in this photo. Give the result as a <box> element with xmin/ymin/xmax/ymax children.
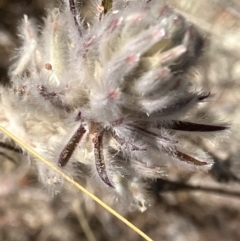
<box><xmin>111</xmin><ymin>130</ymin><xmax>147</xmax><ymax>151</ymax></box>
<box><xmin>159</xmin><ymin>45</ymin><xmax>187</xmax><ymax>65</ymax></box>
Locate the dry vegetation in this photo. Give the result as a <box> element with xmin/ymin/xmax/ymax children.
<box><xmin>1</xmin><ymin>0</ymin><xmax>240</xmax><ymax>240</ymax></box>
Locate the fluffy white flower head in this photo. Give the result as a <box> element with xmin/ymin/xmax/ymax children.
<box><xmin>0</xmin><ymin>0</ymin><xmax>228</xmax><ymax>211</ymax></box>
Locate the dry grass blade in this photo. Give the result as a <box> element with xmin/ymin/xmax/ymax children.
<box><xmin>0</xmin><ymin>126</ymin><xmax>154</xmax><ymax>241</ymax></box>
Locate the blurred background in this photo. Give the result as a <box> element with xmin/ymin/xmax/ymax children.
<box><xmin>1</xmin><ymin>0</ymin><xmax>240</xmax><ymax>240</ymax></box>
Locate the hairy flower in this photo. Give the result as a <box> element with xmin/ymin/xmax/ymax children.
<box><xmin>0</xmin><ymin>0</ymin><xmax>228</xmax><ymax>211</ymax></box>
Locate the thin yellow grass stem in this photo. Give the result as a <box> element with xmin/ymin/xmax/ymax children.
<box><xmin>0</xmin><ymin>126</ymin><xmax>154</xmax><ymax>241</ymax></box>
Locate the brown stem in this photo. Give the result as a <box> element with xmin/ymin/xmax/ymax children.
<box><xmin>58</xmin><ymin>123</ymin><xmax>86</xmax><ymax>167</ymax></box>
<box><xmin>93</xmin><ymin>130</ymin><xmax>114</xmax><ymax>188</ymax></box>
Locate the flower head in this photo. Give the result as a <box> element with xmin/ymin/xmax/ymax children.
<box><xmin>0</xmin><ymin>0</ymin><xmax>228</xmax><ymax>211</ymax></box>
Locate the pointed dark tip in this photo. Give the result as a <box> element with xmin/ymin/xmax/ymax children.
<box><xmin>217</xmin><ymin>125</ymin><xmax>230</xmax><ymax>131</ymax></box>
<box><xmin>170</xmin><ymin>121</ymin><xmax>229</xmax><ymax>132</ymax></box>
<box><xmin>176</xmin><ymin>150</ymin><xmax>208</xmax><ymax>166</ymax></box>
<box><xmin>198</xmin><ymin>92</ymin><xmax>211</xmax><ymax>101</ymax></box>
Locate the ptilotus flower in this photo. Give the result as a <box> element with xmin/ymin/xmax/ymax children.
<box><xmin>0</xmin><ymin>0</ymin><xmax>228</xmax><ymax>211</ymax></box>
